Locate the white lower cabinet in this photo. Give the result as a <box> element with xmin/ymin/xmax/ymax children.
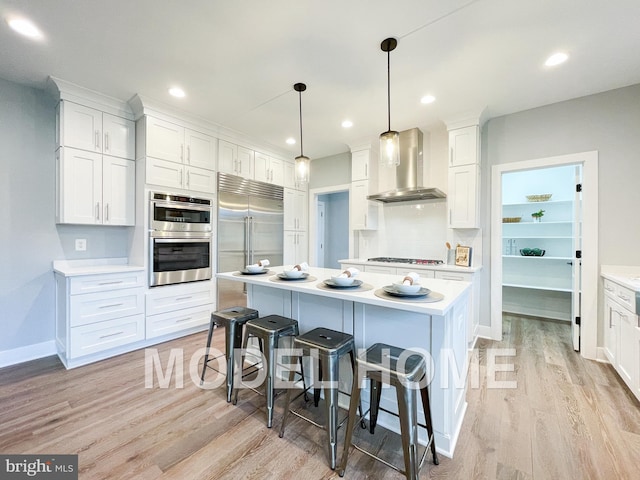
<box><xmin>284</xmin><ymin>231</ymin><xmax>308</xmax><ymax>265</ymax></box>
<box><xmin>602</xmin><ymin>276</ymin><xmax>639</xmax><ymax>402</ymax></box>
<box><xmin>55</xmin><ymin>269</ymin><xmax>146</xmax><ymax>368</ymax></box>
<box><xmin>145</xmin><ymin>281</ymin><xmax>214</xmax><ymax>339</ymax></box>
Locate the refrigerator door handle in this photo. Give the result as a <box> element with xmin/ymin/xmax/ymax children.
<box><xmin>248</xmin><ymin>216</ymin><xmax>254</xmax><ymax>264</ymax></box>
<box><xmin>244</xmin><ymin>216</ymin><xmax>250</xmax><ymax>267</ymax></box>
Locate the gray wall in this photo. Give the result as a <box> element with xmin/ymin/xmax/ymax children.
<box><xmin>0</xmin><ymin>78</ymin><xmax>131</xmax><ymax>355</ymax></box>
<box><xmin>481</xmin><ymin>82</ymin><xmax>640</xmax><ymax>334</ymax></box>
<box><xmin>309</xmin><ymin>151</ymin><xmax>351</xmax><ymax>189</ymax></box>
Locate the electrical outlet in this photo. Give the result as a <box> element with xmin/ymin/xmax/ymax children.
<box><xmin>75</xmin><ymin>239</ymin><xmax>87</xmax><ymax>251</ymax></box>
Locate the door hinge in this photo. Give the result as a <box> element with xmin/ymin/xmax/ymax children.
<box><xmin>576</xmin><ymin>250</ymin><xmax>582</xmax><ymax>259</ymax></box>
<box><xmin>575</xmin><ymin>316</ymin><xmax>581</xmax><ymax>325</ymax></box>
<box><xmin>576</xmin><ymin>183</ymin><xmax>582</xmax><ymax>192</ymax></box>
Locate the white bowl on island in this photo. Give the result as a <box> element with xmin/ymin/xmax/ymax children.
<box><xmin>246</xmin><ymin>265</ymin><xmax>265</xmax><ymax>273</ymax></box>
<box><xmin>331</xmin><ymin>275</ymin><xmax>355</xmax><ymax>286</ymax></box>
<box><xmin>283</xmin><ymin>268</ymin><xmax>305</xmax><ymax>278</ymax></box>
<box><xmin>393</xmin><ymin>281</ymin><xmax>421</xmax><ymax>294</ymax></box>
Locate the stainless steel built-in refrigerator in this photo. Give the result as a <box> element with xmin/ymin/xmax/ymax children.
<box><xmin>217</xmin><ymin>173</ymin><xmax>283</xmax><ymax>310</ymax></box>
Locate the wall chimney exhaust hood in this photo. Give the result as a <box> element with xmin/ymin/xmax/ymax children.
<box><xmin>367</xmin><ymin>128</ymin><xmax>446</xmax><ymax>203</ymax></box>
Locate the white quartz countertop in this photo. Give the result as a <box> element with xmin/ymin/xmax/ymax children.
<box><xmin>53</xmin><ymin>258</ymin><xmax>145</xmax><ymax>277</ymax></box>
<box><xmin>218</xmin><ymin>266</ymin><xmax>471</xmax><ymax>316</ymax></box>
<box><xmin>339</xmin><ymin>258</ymin><xmax>483</xmax><ymax>273</ymax></box>
<box><xmin>601</xmin><ymin>265</ymin><xmax>640</xmax><ymax>292</ymax></box>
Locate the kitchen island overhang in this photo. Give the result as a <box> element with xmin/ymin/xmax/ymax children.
<box><xmin>217</xmin><ymin>267</ymin><xmax>471</xmax><ymax>458</ymax></box>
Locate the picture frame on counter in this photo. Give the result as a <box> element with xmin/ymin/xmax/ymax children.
<box><xmin>455</xmin><ymin>246</ymin><xmax>472</xmax><ymax>267</ymax></box>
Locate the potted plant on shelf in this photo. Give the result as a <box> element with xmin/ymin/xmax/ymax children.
<box><xmin>531</xmin><ymin>209</ymin><xmax>545</xmax><ymax>223</ymax></box>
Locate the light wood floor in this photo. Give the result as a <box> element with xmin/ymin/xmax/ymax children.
<box><xmin>1</xmin><ymin>314</ymin><xmax>639</xmax><ymax>479</ymax></box>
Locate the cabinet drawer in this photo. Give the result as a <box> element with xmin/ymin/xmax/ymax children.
<box><xmin>400</xmin><ymin>268</ymin><xmax>435</xmax><ymax>279</ymax></box>
<box><xmin>615</xmin><ymin>284</ymin><xmax>636</xmax><ymax>314</ymax></box>
<box><xmin>603</xmin><ymin>279</ymin><xmax>617</xmax><ymax>298</ymax></box>
<box><xmin>70</xmin><ymin>271</ymin><xmax>145</xmax><ymax>295</ymax></box>
<box><xmin>70</xmin><ymin>287</ymin><xmax>144</xmax><ymax>327</ymax></box>
<box><xmin>146</xmin><ymin>283</ymin><xmax>213</xmax><ymax>316</ymax></box>
<box><xmin>364</xmin><ymin>266</ymin><xmax>396</xmax><ymax>274</ymax></box>
<box><xmin>435</xmin><ymin>271</ymin><xmax>472</xmax><ymax>282</ymax></box>
<box><xmin>146</xmin><ymin>305</ymin><xmax>211</xmax><ymax>339</ymax></box>
<box><xmin>70</xmin><ymin>314</ymin><xmax>145</xmax><ymax>358</ymax></box>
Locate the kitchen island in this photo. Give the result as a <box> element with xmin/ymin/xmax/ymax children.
<box><xmin>217</xmin><ymin>266</ymin><xmax>471</xmax><ymax>457</ymax></box>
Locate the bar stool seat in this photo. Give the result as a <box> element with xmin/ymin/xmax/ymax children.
<box><xmin>233</xmin><ymin>314</ymin><xmax>300</xmax><ymax>428</ymax></box>
<box><xmin>279</xmin><ymin>327</ymin><xmax>364</xmax><ymax>470</ymax></box>
<box><xmin>200</xmin><ymin>306</ymin><xmax>259</xmax><ymax>402</ymax></box>
<box><xmin>338</xmin><ymin>343</ymin><xmax>438</xmax><ymax>480</ymax></box>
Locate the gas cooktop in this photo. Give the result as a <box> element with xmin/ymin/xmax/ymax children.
<box><xmin>367</xmin><ymin>257</ymin><xmax>444</xmax><ymax>265</ymax></box>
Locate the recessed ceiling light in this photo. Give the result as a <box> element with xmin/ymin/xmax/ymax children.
<box><xmin>341</xmin><ymin>120</ymin><xmax>353</xmax><ymax>128</ymax></box>
<box><xmin>7</xmin><ymin>16</ymin><xmax>43</xmax><ymax>39</ymax></box>
<box><xmin>168</xmin><ymin>87</ymin><xmax>186</xmax><ymax>98</ymax></box>
<box><xmin>420</xmin><ymin>95</ymin><xmax>436</xmax><ymax>104</ymax></box>
<box><xmin>545</xmin><ymin>52</ymin><xmax>569</xmax><ymax>67</ymax></box>
<box><xmin>286</xmin><ymin>138</ymin><xmax>296</xmax><ymax>145</ymax></box>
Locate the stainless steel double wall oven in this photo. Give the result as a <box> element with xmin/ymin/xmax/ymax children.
<box><xmin>149</xmin><ymin>192</ymin><xmax>213</xmax><ymax>287</ymax></box>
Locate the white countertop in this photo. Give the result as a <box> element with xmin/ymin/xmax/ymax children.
<box><xmin>601</xmin><ymin>265</ymin><xmax>640</xmax><ymax>292</ymax></box>
<box><xmin>218</xmin><ymin>266</ymin><xmax>471</xmax><ymax>316</ymax></box>
<box><xmin>339</xmin><ymin>258</ymin><xmax>483</xmax><ymax>274</ymax></box>
<box><xmin>52</xmin><ymin>258</ymin><xmax>145</xmax><ymax>277</ymax></box>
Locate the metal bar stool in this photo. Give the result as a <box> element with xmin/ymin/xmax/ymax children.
<box><xmin>200</xmin><ymin>306</ymin><xmax>259</xmax><ymax>402</ymax></box>
<box><xmin>233</xmin><ymin>314</ymin><xmax>300</xmax><ymax>428</ymax></box>
<box><xmin>338</xmin><ymin>343</ymin><xmax>438</xmax><ymax>480</ymax></box>
<box><xmin>279</xmin><ymin>327</ymin><xmax>365</xmax><ymax>470</ymax></box>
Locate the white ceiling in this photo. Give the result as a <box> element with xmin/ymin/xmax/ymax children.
<box><xmin>2</xmin><ymin>0</ymin><xmax>640</xmax><ymax>159</ymax></box>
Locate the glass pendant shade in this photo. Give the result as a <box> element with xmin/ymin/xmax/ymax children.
<box><xmin>379</xmin><ymin>130</ymin><xmax>400</xmax><ymax>167</ymax></box>
<box><xmin>295</xmin><ymin>155</ymin><xmax>310</xmax><ymax>183</ymax></box>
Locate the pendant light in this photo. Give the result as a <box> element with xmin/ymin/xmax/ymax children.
<box><xmin>294</xmin><ymin>82</ymin><xmax>310</xmax><ymax>183</ymax></box>
<box><xmin>379</xmin><ymin>37</ymin><xmax>400</xmax><ymax>167</ymax></box>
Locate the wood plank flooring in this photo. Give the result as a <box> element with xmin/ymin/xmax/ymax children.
<box><xmin>1</xmin><ymin>314</ymin><xmax>639</xmax><ymax>479</ymax></box>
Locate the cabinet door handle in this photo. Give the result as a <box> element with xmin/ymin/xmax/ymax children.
<box><xmin>176</xmin><ymin>316</ymin><xmax>192</xmax><ymax>323</ymax></box>
<box><xmin>364</xmin><ymin>214</ymin><xmax>367</xmax><ymax>228</ymax></box>
<box><xmin>99</xmin><ymin>303</ymin><xmax>124</xmax><ymax>309</ymax></box>
<box><xmin>450</xmin><ymin>147</ymin><xmax>453</xmax><ymax>165</ymax></box>
<box><xmin>100</xmin><ymin>331</ymin><xmax>124</xmax><ymax>339</ymax></box>
<box><xmin>605</xmin><ymin>286</ymin><xmax>614</xmax><ymax>292</ymax></box>
<box><xmin>96</xmin><ymin>202</ymin><xmax>100</xmax><ymax>221</ymax></box>
<box><xmin>180</xmin><ymin>144</ymin><xmax>184</xmax><ymax>161</ymax></box>
<box><xmin>105</xmin><ymin>203</ymin><xmax>109</xmax><ymax>222</ymax></box>
<box><xmin>180</xmin><ymin>170</ymin><xmax>183</xmax><ymax>186</ymax></box>
<box><xmin>95</xmin><ymin>130</ymin><xmax>101</xmax><ymax>150</ymax></box>
<box><xmin>365</xmin><ymin>163</ymin><xmax>368</xmax><ymax>178</ymax></box>
<box><xmin>187</xmin><ymin>145</ymin><xmax>191</xmax><ymax>163</ymax></box>
<box><xmin>618</xmin><ymin>294</ymin><xmax>630</xmax><ymax>302</ymax></box>
<box><xmin>98</xmin><ymin>280</ymin><xmax>123</xmax><ymax>285</ymax></box>
<box><xmin>104</xmin><ymin>132</ymin><xmax>109</xmax><ymax>152</ymax></box>
<box><xmin>239</xmin><ymin>160</ymin><xmax>242</xmax><ymax>174</ymax></box>
<box><xmin>176</xmin><ymin>296</ymin><xmax>192</xmax><ymax>301</ymax></box>
<box><xmin>186</xmin><ymin>170</ymin><xmax>190</xmax><ymax>187</ymax></box>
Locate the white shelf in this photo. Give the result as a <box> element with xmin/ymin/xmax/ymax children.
<box><xmin>503</xmin><ymin>199</ymin><xmax>573</xmax><ymax>207</ymax></box>
<box><xmin>502</xmin><ymin>283</ymin><xmax>572</xmax><ymax>293</ymax></box>
<box><xmin>503</xmin><ymin>255</ymin><xmax>572</xmax><ymax>260</ymax></box>
<box><xmin>503</xmin><ymin>221</ymin><xmax>573</xmax><ymax>225</ymax></box>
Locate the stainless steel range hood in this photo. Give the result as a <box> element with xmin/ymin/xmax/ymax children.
<box><xmin>367</xmin><ymin>128</ymin><xmax>446</xmax><ymax>203</ymax></box>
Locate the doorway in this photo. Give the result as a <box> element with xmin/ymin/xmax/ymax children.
<box><xmin>490</xmin><ymin>151</ymin><xmax>599</xmax><ymax>359</ymax></box>
<box><xmin>309</xmin><ymin>184</ymin><xmax>350</xmax><ymax>268</ymax></box>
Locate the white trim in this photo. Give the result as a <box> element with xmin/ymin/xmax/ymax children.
<box><xmin>308</xmin><ymin>184</ymin><xmax>351</xmax><ymax>267</ymax></box>
<box><xmin>0</xmin><ymin>341</ymin><xmax>57</xmax><ymax>369</ymax></box>
<box><xmin>475</xmin><ymin>324</ymin><xmax>493</xmax><ymax>340</ymax></box>
<box><xmin>490</xmin><ymin>151</ymin><xmax>599</xmax><ymax>359</ymax></box>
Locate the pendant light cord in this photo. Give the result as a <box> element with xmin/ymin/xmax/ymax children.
<box><xmin>386</xmin><ymin>49</ymin><xmax>391</xmax><ymax>132</ymax></box>
<box><xmin>298</xmin><ymin>90</ymin><xmax>304</xmax><ymax>157</ymax></box>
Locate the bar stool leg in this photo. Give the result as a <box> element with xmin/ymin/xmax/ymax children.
<box><xmin>200</xmin><ymin>316</ymin><xmax>216</xmax><ymax>384</ymax></box>
<box><xmin>396</xmin><ymin>384</ymin><xmax>420</xmax><ymax>480</ymax></box>
<box><xmin>369</xmin><ymin>378</ymin><xmax>382</xmax><ymax>434</ymax></box>
<box><xmin>278</xmin><ymin>355</ymin><xmax>299</xmax><ymax>438</ymax></box>
<box><xmin>337</xmin><ymin>365</ymin><xmax>362</xmax><ymax>478</ymax></box>
<box><xmin>232</xmin><ymin>325</ymin><xmax>251</xmax><ymax>406</ymax></box>
<box><xmin>224</xmin><ymin>321</ymin><xmax>239</xmax><ymax>403</ymax></box>
<box><xmin>420</xmin><ymin>384</ymin><xmax>439</xmax><ymax>465</ymax></box>
<box><xmin>264</xmin><ymin>334</ymin><xmax>278</xmax><ymax>428</ymax></box>
<box><xmin>321</xmin><ymin>354</ymin><xmax>340</xmax><ymax>469</ymax></box>
<box><xmin>314</xmin><ymin>359</ymin><xmax>322</xmax><ymax>407</ymax></box>
<box><xmin>348</xmin><ymin>348</ymin><xmax>366</xmax><ymax>428</ymax></box>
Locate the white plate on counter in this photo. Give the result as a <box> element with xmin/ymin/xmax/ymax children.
<box><xmin>382</xmin><ymin>285</ymin><xmax>431</xmax><ymax>297</ymax></box>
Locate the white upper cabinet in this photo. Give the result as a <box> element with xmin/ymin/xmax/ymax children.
<box><xmin>284</xmin><ymin>188</ymin><xmax>307</xmax><ymax>231</ymax></box>
<box><xmin>447</xmin><ymin>123</ymin><xmax>480</xmax><ymax>228</ymax></box>
<box><xmin>218</xmin><ymin>140</ymin><xmax>252</xmax><ymax>178</ymax></box>
<box><xmin>448</xmin><ymin>125</ymin><xmax>479</xmax><ymax>167</ymax></box>
<box><xmin>254</xmin><ymin>151</ymin><xmax>284</xmax><ymax>185</ymax></box>
<box><xmin>351</xmin><ymin>149</ymin><xmax>370</xmax><ymax>181</ymax></box>
<box><xmin>59</xmin><ymin>101</ymin><xmax>135</xmax><ymax>160</ymax></box>
<box><xmin>57</xmin><ymin>147</ymin><xmax>134</xmax><ymax>226</ymax></box>
<box><xmin>145</xmin><ymin>116</ymin><xmax>216</xmax><ymax>171</ymax></box>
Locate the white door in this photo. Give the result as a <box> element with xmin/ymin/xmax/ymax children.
<box><xmin>571</xmin><ymin>166</ymin><xmax>583</xmax><ymax>351</ymax></box>
<box><xmin>61</xmin><ymin>101</ymin><xmax>102</xmax><ymax>153</ymax></box>
<box><xmin>316</xmin><ymin>201</ymin><xmax>325</xmax><ymax>267</ymax></box>
<box><xmin>58</xmin><ymin>147</ymin><xmax>102</xmax><ymax>224</ymax></box>
<box><xmin>185</xmin><ymin>129</ymin><xmax>216</xmax><ymax>170</ymax></box>
<box><xmin>103</xmin><ymin>113</ymin><xmax>135</xmax><ymax>160</ymax></box>
<box><xmin>102</xmin><ymin>156</ymin><xmax>135</xmax><ymax>226</ymax></box>
<box><xmin>146</xmin><ymin>116</ymin><xmax>183</xmax><ymax>163</ymax></box>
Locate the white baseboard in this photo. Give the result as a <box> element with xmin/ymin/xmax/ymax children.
<box><xmin>595</xmin><ymin>347</ymin><xmax>610</xmax><ymax>363</ymax></box>
<box><xmin>0</xmin><ymin>341</ymin><xmax>57</xmax><ymax>369</ymax></box>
